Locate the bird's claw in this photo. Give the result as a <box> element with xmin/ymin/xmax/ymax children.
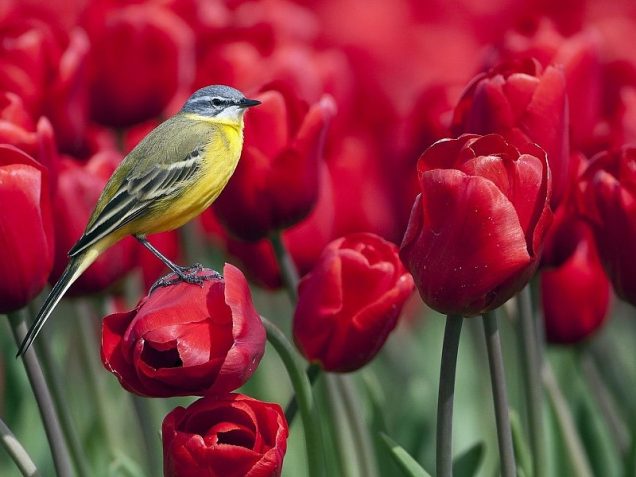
<box><xmin>148</xmin><ymin>266</ymin><xmax>223</xmax><ymax>294</ymax></box>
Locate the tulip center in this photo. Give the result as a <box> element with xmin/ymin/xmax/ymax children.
<box><xmin>216</xmin><ymin>428</ymin><xmax>255</xmax><ymax>449</ymax></box>
<box><xmin>141</xmin><ymin>343</ymin><xmax>183</xmax><ymax>369</ymax></box>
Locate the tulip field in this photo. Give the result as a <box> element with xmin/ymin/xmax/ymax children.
<box><xmin>2</xmin><ymin>0</ymin><xmax>636</xmax><ymax>476</ymax></box>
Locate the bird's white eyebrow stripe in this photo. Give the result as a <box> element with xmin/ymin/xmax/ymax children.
<box><xmin>190</xmin><ymin>95</ymin><xmax>226</xmax><ymax>104</ymax></box>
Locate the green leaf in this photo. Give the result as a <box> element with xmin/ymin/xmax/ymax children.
<box><xmin>510</xmin><ymin>409</ymin><xmax>534</xmax><ymax>477</ymax></box>
<box><xmin>363</xmin><ymin>371</ymin><xmax>400</xmax><ymax>477</ymax></box>
<box><xmin>108</xmin><ymin>453</ymin><xmax>145</xmax><ymax>477</ymax></box>
<box><xmin>576</xmin><ymin>382</ymin><xmax>621</xmax><ymax>477</ymax></box>
<box><xmin>452</xmin><ymin>441</ymin><xmax>485</xmax><ymax>477</ymax></box>
<box><xmin>379</xmin><ymin>432</ymin><xmax>432</xmax><ymax>477</ymax></box>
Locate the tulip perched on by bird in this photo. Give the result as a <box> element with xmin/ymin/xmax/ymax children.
<box><xmin>17</xmin><ymin>84</ymin><xmax>261</xmax><ymax>356</ymax></box>
<box><xmin>101</xmin><ymin>264</ymin><xmax>266</xmax><ymax>397</ymax></box>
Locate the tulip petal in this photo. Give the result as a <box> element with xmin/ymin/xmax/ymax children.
<box><xmin>401</xmin><ymin>169</ymin><xmax>532</xmax><ymax>315</ymax></box>
<box><xmin>246</xmin><ymin>90</ymin><xmax>289</xmax><ymax>158</ymax></box>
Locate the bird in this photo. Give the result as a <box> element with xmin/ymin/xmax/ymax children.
<box><xmin>17</xmin><ymin>85</ymin><xmax>260</xmax><ymax>357</ymax></box>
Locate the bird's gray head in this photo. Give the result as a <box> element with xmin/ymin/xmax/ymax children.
<box><xmin>181</xmin><ymin>85</ymin><xmax>260</xmax><ymax>122</ymax></box>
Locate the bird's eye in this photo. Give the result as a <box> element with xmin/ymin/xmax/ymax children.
<box><xmin>211</xmin><ymin>98</ymin><xmax>222</xmax><ymax>107</ymax></box>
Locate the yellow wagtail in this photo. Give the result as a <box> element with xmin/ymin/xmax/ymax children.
<box><xmin>17</xmin><ymin>85</ymin><xmax>260</xmax><ymax>356</ymax></box>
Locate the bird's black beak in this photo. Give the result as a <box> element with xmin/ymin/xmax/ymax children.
<box><xmin>240</xmin><ymin>98</ymin><xmax>261</xmax><ymax>108</ymax></box>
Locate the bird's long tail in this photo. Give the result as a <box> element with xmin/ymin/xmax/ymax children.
<box><xmin>16</xmin><ymin>249</ymin><xmax>99</xmax><ymax>357</ymax></box>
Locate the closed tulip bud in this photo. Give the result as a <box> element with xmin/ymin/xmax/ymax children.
<box><xmin>578</xmin><ymin>147</ymin><xmax>636</xmax><ymax>305</ymax></box>
<box><xmin>327</xmin><ymin>133</ymin><xmax>398</xmax><ymax>240</ymax></box>
<box><xmin>204</xmin><ymin>165</ymin><xmax>334</xmax><ymax>289</ymax></box>
<box><xmin>400</xmin><ymin>134</ymin><xmax>552</xmax><ymax>316</ymax></box>
<box><xmin>293</xmin><ymin>233</ymin><xmax>414</xmax><ymax>372</ymax></box>
<box><xmin>0</xmin><ymin>94</ymin><xmax>59</xmax><ymax>178</ymax></box>
<box><xmin>495</xmin><ymin>21</ymin><xmax>602</xmax><ymax>153</ymax></box>
<box><xmin>101</xmin><ymin>264</ymin><xmax>266</xmax><ymax>397</ymax></box>
<box><xmin>49</xmin><ymin>151</ymin><xmax>137</xmax><ymax>295</ymax></box>
<box><xmin>0</xmin><ymin>145</ymin><xmax>54</xmax><ymax>313</ymax></box>
<box><xmin>83</xmin><ymin>1</ymin><xmax>195</xmax><ymax>127</ymax></box>
<box><xmin>541</xmin><ymin>215</ymin><xmax>610</xmax><ymax>344</ymax></box>
<box><xmin>162</xmin><ymin>393</ymin><xmax>288</xmax><ymax>477</ymax></box>
<box><xmin>215</xmin><ymin>85</ymin><xmax>335</xmax><ymax>241</ymax></box>
<box><xmin>452</xmin><ymin>59</ymin><xmax>569</xmax><ymax>207</ymax></box>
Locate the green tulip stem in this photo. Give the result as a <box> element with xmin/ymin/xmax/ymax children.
<box><xmin>542</xmin><ymin>361</ymin><xmax>594</xmax><ymax>477</ymax></box>
<box><xmin>285</xmin><ymin>363</ymin><xmax>322</xmax><ymax>424</ymax></box>
<box><xmin>0</xmin><ymin>416</ymin><xmax>41</xmax><ymax>477</ymax></box>
<box><xmin>35</xmin><ymin>337</ymin><xmax>92</xmax><ymax>477</ymax></box>
<box><xmin>269</xmin><ymin>230</ymin><xmax>299</xmax><ymax>301</ymax></box>
<box><xmin>131</xmin><ymin>396</ymin><xmax>163</xmax><ymax>477</ymax></box>
<box><xmin>262</xmin><ymin>316</ymin><xmax>324</xmax><ymax>477</ymax></box>
<box><xmin>436</xmin><ymin>314</ymin><xmax>463</xmax><ymax>477</ymax></box>
<box><xmin>75</xmin><ymin>300</ymin><xmax>120</xmax><ymax>459</ymax></box>
<box><xmin>516</xmin><ymin>286</ymin><xmax>546</xmax><ymax>476</ymax></box>
<box><xmin>482</xmin><ymin>311</ymin><xmax>516</xmax><ymax>477</ymax></box>
<box><xmin>7</xmin><ymin>310</ymin><xmax>74</xmax><ymax>477</ymax></box>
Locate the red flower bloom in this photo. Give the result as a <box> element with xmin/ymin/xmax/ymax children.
<box><xmin>45</xmin><ymin>28</ymin><xmax>90</xmax><ymax>155</ymax></box>
<box><xmin>101</xmin><ymin>264</ymin><xmax>265</xmax><ymax>397</ymax></box>
<box><xmin>201</xmin><ymin>165</ymin><xmax>335</xmax><ymax>289</ymax></box>
<box><xmin>49</xmin><ymin>151</ymin><xmax>137</xmax><ymax>295</ymax></box>
<box><xmin>83</xmin><ymin>1</ymin><xmax>195</xmax><ymax>127</ymax></box>
<box><xmin>293</xmin><ymin>233</ymin><xmax>414</xmax><ymax>372</ymax></box>
<box><xmin>327</xmin><ymin>132</ymin><xmax>398</xmax><ymax>241</ymax></box>
<box><xmin>0</xmin><ymin>9</ymin><xmax>59</xmax><ymax>115</ymax></box>
<box><xmin>578</xmin><ymin>147</ymin><xmax>636</xmax><ymax>305</ymax></box>
<box><xmin>400</xmin><ymin>134</ymin><xmax>552</xmax><ymax>316</ymax></box>
<box><xmin>452</xmin><ymin>59</ymin><xmax>569</xmax><ymax>207</ymax></box>
<box><xmin>541</xmin><ymin>215</ymin><xmax>610</xmax><ymax>344</ymax></box>
<box><xmin>0</xmin><ymin>5</ymin><xmax>90</xmax><ymax>154</ymax></box>
<box><xmin>0</xmin><ymin>145</ymin><xmax>54</xmax><ymax>313</ymax></box>
<box><xmin>228</xmin><ymin>165</ymin><xmax>335</xmax><ymax>289</ymax></box>
<box><xmin>215</xmin><ymin>85</ymin><xmax>335</xmax><ymax>241</ymax></box>
<box><xmin>0</xmin><ymin>93</ymin><xmax>58</xmax><ymax>176</ymax></box>
<box><xmin>494</xmin><ymin>21</ymin><xmax>602</xmax><ymax>153</ymax></box>
<box><xmin>162</xmin><ymin>393</ymin><xmax>288</xmax><ymax>477</ymax></box>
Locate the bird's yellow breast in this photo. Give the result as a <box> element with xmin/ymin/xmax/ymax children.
<box><xmin>132</xmin><ymin>116</ymin><xmax>244</xmax><ymax>235</ymax></box>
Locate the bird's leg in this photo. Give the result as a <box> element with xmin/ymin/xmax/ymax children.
<box><xmin>135</xmin><ymin>236</ymin><xmax>221</xmax><ymax>292</ymax></box>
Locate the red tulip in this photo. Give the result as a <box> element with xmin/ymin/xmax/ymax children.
<box><xmin>495</xmin><ymin>21</ymin><xmax>602</xmax><ymax>153</ymax></box>
<box><xmin>592</xmin><ymin>60</ymin><xmax>636</xmax><ymax>154</ymax></box>
<box><xmin>452</xmin><ymin>58</ymin><xmax>569</xmax><ymax>207</ymax></box>
<box><xmin>45</xmin><ymin>28</ymin><xmax>91</xmax><ymax>156</ymax></box>
<box><xmin>400</xmin><ymin>134</ymin><xmax>552</xmax><ymax>316</ymax></box>
<box><xmin>49</xmin><ymin>151</ymin><xmax>137</xmax><ymax>295</ymax></box>
<box><xmin>202</xmin><ymin>166</ymin><xmax>335</xmax><ymax>289</ymax></box>
<box><xmin>578</xmin><ymin>147</ymin><xmax>636</xmax><ymax>305</ymax></box>
<box><xmin>0</xmin><ymin>4</ymin><xmax>90</xmax><ymax>154</ymax></box>
<box><xmin>101</xmin><ymin>264</ymin><xmax>265</xmax><ymax>397</ymax></box>
<box><xmin>327</xmin><ymin>132</ymin><xmax>398</xmax><ymax>241</ymax></box>
<box><xmin>0</xmin><ymin>145</ymin><xmax>54</xmax><ymax>313</ymax></box>
<box><xmin>214</xmin><ymin>85</ymin><xmax>335</xmax><ymax>241</ymax></box>
<box><xmin>541</xmin><ymin>215</ymin><xmax>610</xmax><ymax>344</ymax></box>
<box><xmin>0</xmin><ymin>93</ymin><xmax>58</xmax><ymax>176</ymax></box>
<box><xmin>162</xmin><ymin>393</ymin><xmax>288</xmax><ymax>477</ymax></box>
<box><xmin>0</xmin><ymin>9</ymin><xmax>59</xmax><ymax>115</ymax></box>
<box><xmin>293</xmin><ymin>233</ymin><xmax>414</xmax><ymax>372</ymax></box>
<box><xmin>83</xmin><ymin>1</ymin><xmax>195</xmax><ymax>127</ymax></box>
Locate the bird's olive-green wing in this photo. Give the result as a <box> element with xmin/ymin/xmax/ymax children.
<box><xmin>68</xmin><ymin>115</ymin><xmax>215</xmax><ymax>257</ymax></box>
